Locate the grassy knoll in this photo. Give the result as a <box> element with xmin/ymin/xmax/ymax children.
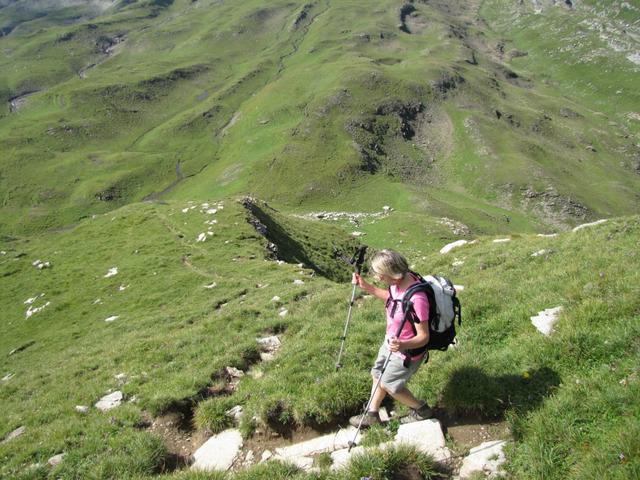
<box><xmin>1</xmin><ymin>196</ymin><xmax>638</xmax><ymax>478</ymax></box>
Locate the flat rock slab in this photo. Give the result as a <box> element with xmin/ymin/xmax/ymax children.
<box><xmin>531</xmin><ymin>306</ymin><xmax>563</xmax><ymax>336</ymax></box>
<box><xmin>440</xmin><ymin>240</ymin><xmax>469</xmax><ymax>254</ymax></box>
<box><xmin>95</xmin><ymin>391</ymin><xmax>123</xmax><ymax>411</ymax></box>
<box><xmin>458</xmin><ymin>440</ymin><xmax>506</xmax><ymax>479</ymax></box>
<box><xmin>572</xmin><ymin>219</ymin><xmax>607</xmax><ymax>232</ymax></box>
<box><xmin>331</xmin><ymin>420</ymin><xmax>451</xmax><ymax>471</ymax></box>
<box><xmin>275</xmin><ymin>426</ymin><xmax>360</xmax><ymax>460</ymax></box>
<box><xmin>2</xmin><ymin>426</ymin><xmax>26</xmax><ymax>444</ymax></box>
<box><xmin>192</xmin><ymin>429</ymin><xmax>243</xmax><ymax>471</ymax></box>
<box><xmin>396</xmin><ymin>419</ymin><xmax>452</xmax><ymax>463</ymax></box>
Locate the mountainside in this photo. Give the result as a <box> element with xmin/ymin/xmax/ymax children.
<box><xmin>1</xmin><ymin>0</ymin><xmax>639</xmax><ymax>237</ymax></box>
<box><xmin>1</xmin><ymin>1</ymin><xmax>639</xmax><ymax>479</ymax></box>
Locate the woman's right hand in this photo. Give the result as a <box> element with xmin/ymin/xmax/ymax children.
<box><xmin>352</xmin><ymin>273</ymin><xmax>365</xmax><ymax>289</ymax></box>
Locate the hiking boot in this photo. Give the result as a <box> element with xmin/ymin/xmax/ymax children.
<box><xmin>399</xmin><ymin>403</ymin><xmax>433</xmax><ymax>424</ymax></box>
<box><xmin>349</xmin><ymin>411</ymin><xmax>381</xmax><ymax>428</ymax></box>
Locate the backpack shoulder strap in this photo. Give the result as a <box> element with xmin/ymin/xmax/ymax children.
<box><xmin>385</xmin><ymin>286</ymin><xmax>403</xmax><ymax>318</ymax></box>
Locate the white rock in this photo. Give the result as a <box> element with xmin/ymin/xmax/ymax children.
<box><xmin>93</xmin><ymin>298</ymin><xmax>102</xmax><ymax>304</ymax></box>
<box><xmin>440</xmin><ymin>240</ymin><xmax>469</xmax><ymax>254</ymax></box>
<box><xmin>26</xmin><ymin>301</ymin><xmax>51</xmax><ymax>318</ymax></box>
<box><xmin>48</xmin><ymin>453</ymin><xmax>66</xmax><ymax>467</ymax></box>
<box><xmin>36</xmin><ymin>261</ymin><xmax>51</xmax><ymax>269</ymax></box>
<box><xmin>531</xmin><ymin>249</ymin><xmax>547</xmax><ymax>257</ymax></box>
<box><xmin>204</xmin><ymin>282</ymin><xmax>217</xmax><ymax>289</ymax></box>
<box><xmin>114</xmin><ymin>373</ymin><xmax>127</xmax><ymax>382</ymax></box>
<box><xmin>118</xmin><ymin>284</ymin><xmax>129</xmax><ymax>291</ymax></box>
<box><xmin>379</xmin><ymin>407</ymin><xmax>390</xmax><ymax>422</ymax></box>
<box><xmin>257</xmin><ymin>336</ymin><xmax>281</xmax><ymax>351</ymax></box>
<box><xmin>271</xmin><ymin>296</ymin><xmax>281</xmax><ymax>302</ymax></box>
<box><xmin>196</xmin><ymin>233</ymin><xmax>207</xmax><ymax>242</ymax></box>
<box><xmin>192</xmin><ymin>429</ymin><xmax>243</xmax><ymax>471</ymax></box>
<box><xmin>2</xmin><ymin>373</ymin><xmax>14</xmax><ymax>382</ymax></box>
<box><xmin>104</xmin><ymin>267</ymin><xmax>118</xmax><ymax>278</ymax></box>
<box><xmin>182</xmin><ymin>208</ymin><xmax>190</xmax><ymax>213</ymax></box>
<box><xmin>24</xmin><ymin>295</ymin><xmax>42</xmax><ymax>305</ymax></box>
<box><xmin>276</xmin><ymin>427</ymin><xmax>361</xmax><ymax>460</ymax></box>
<box><xmin>279</xmin><ymin>309</ymin><xmax>288</xmax><ymax>317</ymax></box>
<box><xmin>104</xmin><ymin>315</ymin><xmax>119</xmax><ymax>323</ymax></box>
<box><xmin>95</xmin><ymin>391</ymin><xmax>123</xmax><ymax>411</ymax></box>
<box><xmin>2</xmin><ymin>426</ymin><xmax>26</xmax><ymax>443</ymax></box>
<box><xmin>75</xmin><ymin>405</ymin><xmax>89</xmax><ymax>413</ymax></box>
<box><xmin>458</xmin><ymin>440</ymin><xmax>507</xmax><ymax>479</ymax></box>
<box><xmin>260</xmin><ymin>352</ymin><xmax>275</xmax><ymax>362</ymax></box>
<box><xmin>383</xmin><ymin>205</ymin><xmax>392</xmax><ymax>212</ymax></box>
<box><xmin>293</xmin><ymin>279</ymin><xmax>305</xmax><ymax>285</ymax></box>
<box><xmin>452</xmin><ymin>260</ymin><xmax>464</xmax><ymax>267</ymax></box>
<box><xmin>206</xmin><ymin>208</ymin><xmax>218</xmax><ymax>214</ymax></box>
<box><xmin>531</xmin><ymin>306</ymin><xmax>563</xmax><ymax>336</ymax></box>
<box><xmin>572</xmin><ymin>219</ymin><xmax>607</xmax><ymax>232</ymax></box>
<box><xmin>0</xmin><ymin>251</ymin><xmax>5</xmax><ymax>255</ymax></box>
<box><xmin>260</xmin><ymin>450</ymin><xmax>273</xmax><ymax>462</ymax></box>
<box><xmin>395</xmin><ymin>419</ymin><xmax>452</xmax><ymax>464</ymax></box>
<box><xmin>351</xmin><ymin>231</ymin><xmax>365</xmax><ymax>237</ymax></box>
<box><xmin>226</xmin><ymin>405</ymin><xmax>244</xmax><ymax>421</ymax></box>
<box><xmin>225</xmin><ymin>367</ymin><xmax>244</xmax><ymax>378</ymax></box>
<box><xmin>243</xmin><ymin>450</ymin><xmax>255</xmax><ymax>466</ymax></box>
<box><xmin>32</xmin><ymin>259</ymin><xmax>42</xmax><ymax>266</ymax></box>
<box><xmin>492</xmin><ymin>238</ymin><xmax>511</xmax><ymax>243</ymax></box>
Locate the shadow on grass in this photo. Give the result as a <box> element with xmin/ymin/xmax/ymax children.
<box><xmin>438</xmin><ymin>366</ymin><xmax>561</xmax><ymax>419</ymax></box>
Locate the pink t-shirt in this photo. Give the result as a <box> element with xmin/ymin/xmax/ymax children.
<box><xmin>385</xmin><ymin>276</ymin><xmax>429</xmax><ymax>360</ymax></box>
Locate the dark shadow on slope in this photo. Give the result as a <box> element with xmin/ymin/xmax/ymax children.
<box><xmin>242</xmin><ymin>197</ymin><xmax>361</xmax><ymax>282</ymax></box>
<box><xmin>439</xmin><ymin>366</ymin><xmax>560</xmax><ymax>419</ymax></box>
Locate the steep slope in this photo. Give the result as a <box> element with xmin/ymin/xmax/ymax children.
<box><xmin>1</xmin><ymin>201</ymin><xmax>638</xmax><ymax>478</ymax></box>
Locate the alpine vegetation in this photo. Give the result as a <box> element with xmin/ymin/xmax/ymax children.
<box><xmin>1</xmin><ymin>0</ymin><xmax>639</xmax><ymax>479</ymax></box>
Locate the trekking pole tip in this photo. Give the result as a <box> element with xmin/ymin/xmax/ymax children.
<box><xmin>335</xmin><ymin>363</ymin><xmax>342</xmax><ymax>371</ymax></box>
<box><xmin>347</xmin><ymin>441</ymin><xmax>356</xmax><ymax>452</ymax></box>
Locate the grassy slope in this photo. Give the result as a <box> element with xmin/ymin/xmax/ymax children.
<box><xmin>1</xmin><ymin>198</ymin><xmax>639</xmax><ymax>478</ymax></box>
<box><xmin>1</xmin><ymin>0</ymin><xmax>639</xmax><ymax>237</ymax></box>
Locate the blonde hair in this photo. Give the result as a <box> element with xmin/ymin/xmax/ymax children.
<box><xmin>370</xmin><ymin>249</ymin><xmax>409</xmax><ymax>280</ymax></box>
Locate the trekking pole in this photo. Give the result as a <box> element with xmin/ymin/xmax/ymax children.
<box><xmin>335</xmin><ymin>245</ymin><xmax>367</xmax><ymax>371</ymax></box>
<box><xmin>347</xmin><ymin>310</ymin><xmax>412</xmax><ymax>452</ymax></box>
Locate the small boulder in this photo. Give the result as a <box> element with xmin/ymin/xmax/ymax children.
<box><xmin>531</xmin><ymin>306</ymin><xmax>563</xmax><ymax>336</ymax></box>
<box><xmin>440</xmin><ymin>240</ymin><xmax>469</xmax><ymax>254</ymax></box>
<box><xmin>2</xmin><ymin>426</ymin><xmax>26</xmax><ymax>444</ymax></box>
<box><xmin>192</xmin><ymin>429</ymin><xmax>243</xmax><ymax>471</ymax></box>
<box><xmin>458</xmin><ymin>440</ymin><xmax>507</xmax><ymax>479</ymax></box>
<box><xmin>95</xmin><ymin>391</ymin><xmax>123</xmax><ymax>411</ymax></box>
<box><xmin>48</xmin><ymin>453</ymin><xmax>66</xmax><ymax>467</ymax></box>
<box><xmin>572</xmin><ymin>219</ymin><xmax>607</xmax><ymax>232</ymax></box>
<box><xmin>104</xmin><ymin>267</ymin><xmax>118</xmax><ymax>278</ymax></box>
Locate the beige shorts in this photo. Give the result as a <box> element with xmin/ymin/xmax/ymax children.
<box><xmin>371</xmin><ymin>343</ymin><xmax>427</xmax><ymax>394</ymax></box>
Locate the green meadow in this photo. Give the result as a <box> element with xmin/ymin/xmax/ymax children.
<box><xmin>1</xmin><ymin>0</ymin><xmax>639</xmax><ymax>478</ymax></box>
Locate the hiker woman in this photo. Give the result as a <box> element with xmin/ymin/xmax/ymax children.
<box><xmin>349</xmin><ymin>249</ymin><xmax>432</xmax><ymax>427</ymax></box>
